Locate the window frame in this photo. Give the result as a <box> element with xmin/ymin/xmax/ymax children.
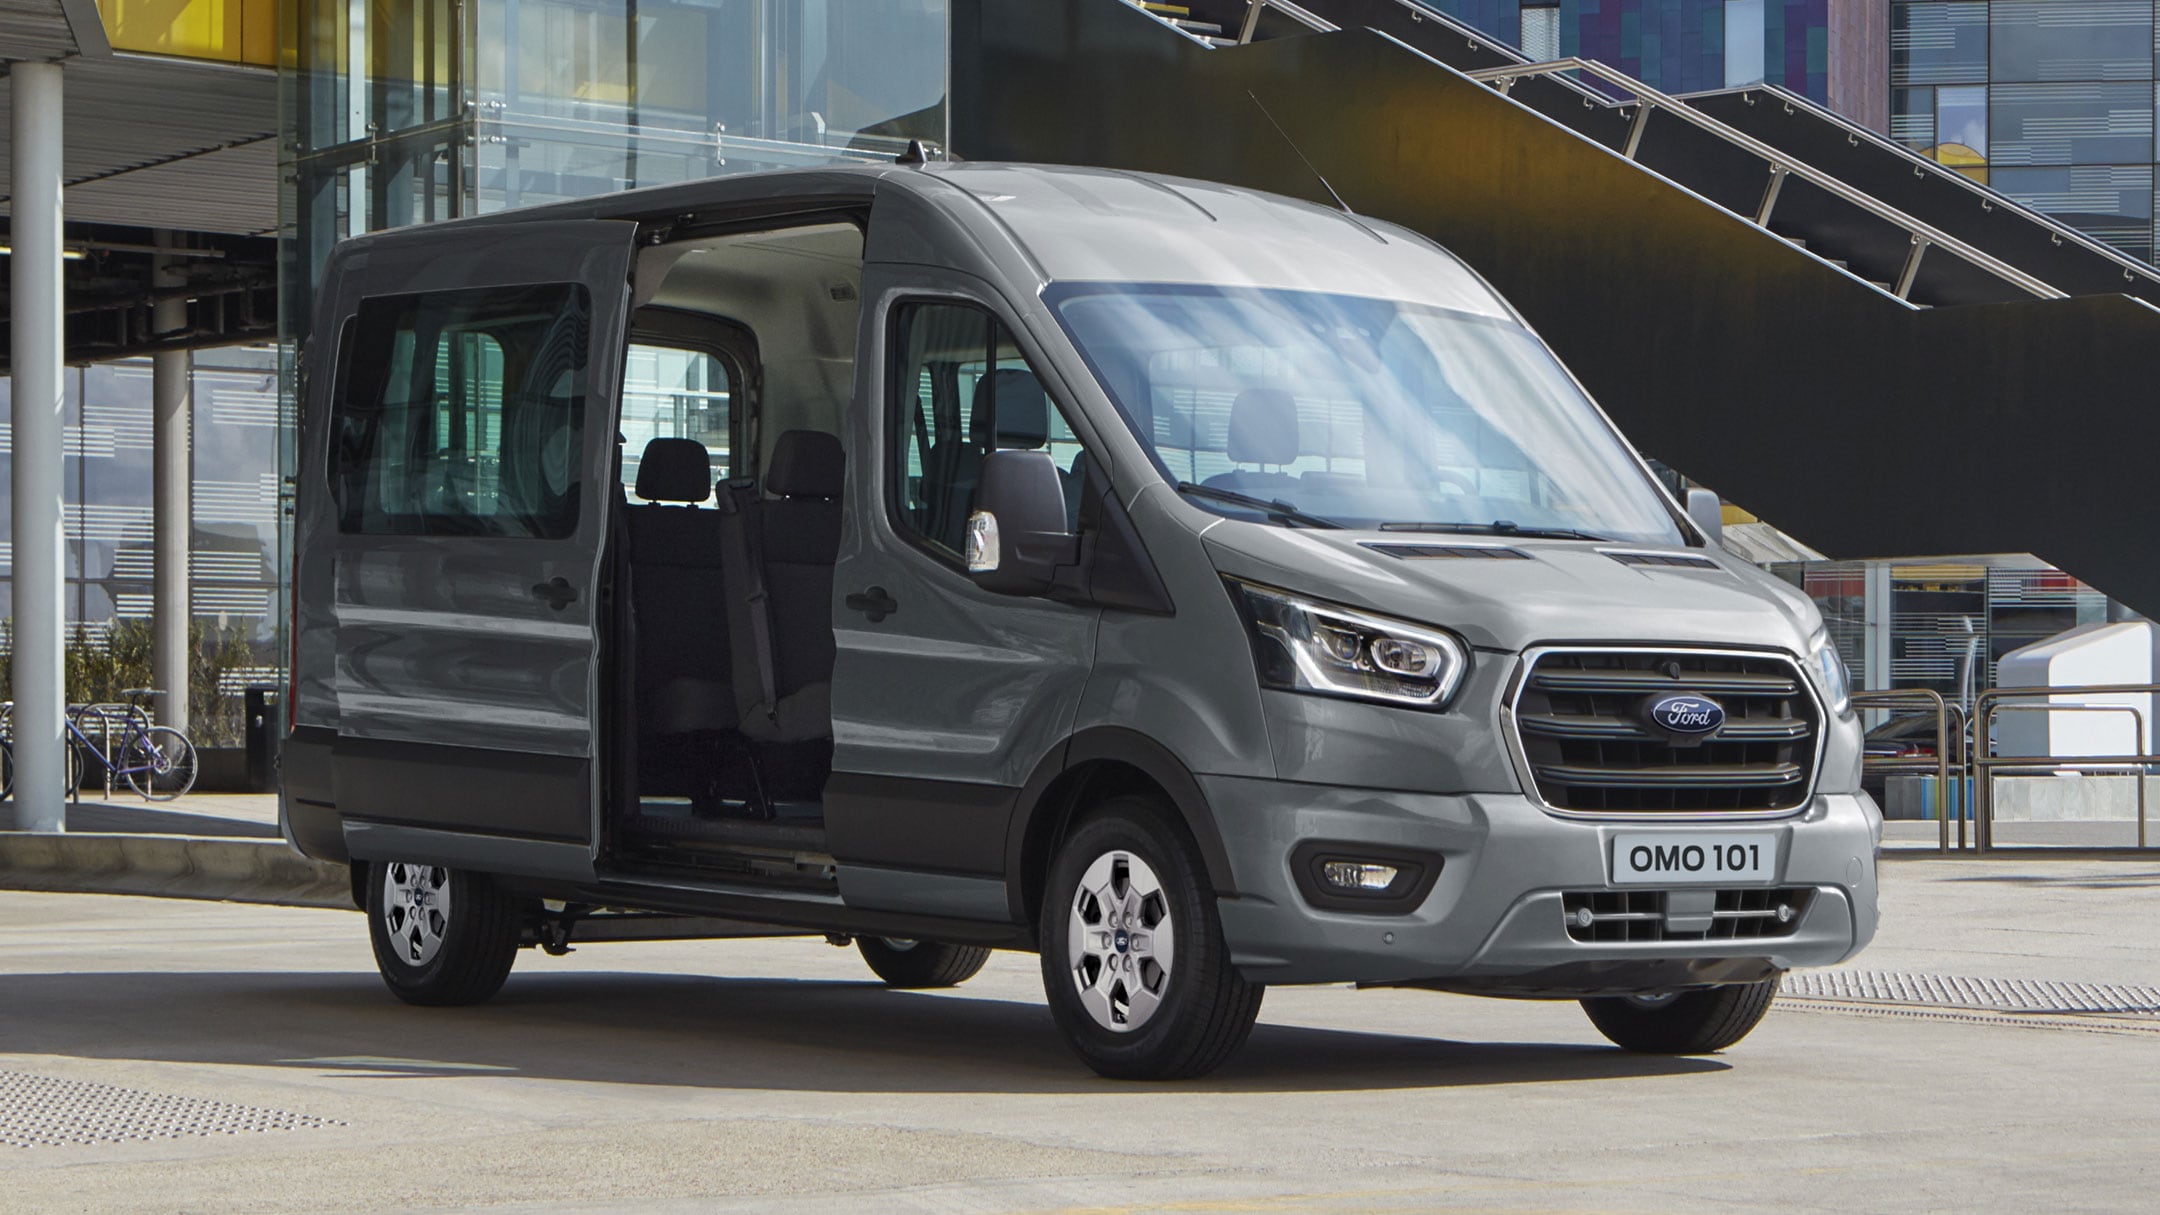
<box><xmin>621</xmin><ymin>305</ymin><xmax>757</xmax><ymax>503</ymax></box>
<box><xmin>329</xmin><ymin>280</ymin><xmax>595</xmax><ymax>541</ymax></box>
<box><xmin>882</xmin><ymin>293</ymin><xmax>1091</xmax><ymax>571</ymax></box>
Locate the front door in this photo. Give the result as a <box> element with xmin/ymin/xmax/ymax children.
<box><xmin>315</xmin><ymin>220</ymin><xmax>637</xmax><ymax>846</ymax></box>
<box><xmin>828</xmin><ymin>268</ymin><xmax>1101</xmax><ymax>918</ymax></box>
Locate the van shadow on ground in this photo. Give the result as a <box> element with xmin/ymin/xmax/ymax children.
<box><xmin>4</xmin><ymin>969</ymin><xmax>1722</xmax><ymax>1095</ymax></box>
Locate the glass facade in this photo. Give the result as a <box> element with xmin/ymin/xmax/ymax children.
<box><xmin>1427</xmin><ymin>0</ymin><xmax>1836</xmax><ymax>104</ymax></box>
<box><xmin>1892</xmin><ymin>0</ymin><xmax>2160</xmax><ymax>260</ymax></box>
<box><xmin>0</xmin><ymin>349</ymin><xmax>286</xmax><ymax>745</ymax></box>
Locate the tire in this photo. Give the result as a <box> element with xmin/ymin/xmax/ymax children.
<box><xmin>1</xmin><ymin>741</ymin><xmax>81</xmax><ymax>799</ymax></box>
<box><xmin>1580</xmin><ymin>976</ymin><xmax>1782</xmax><ymax>1054</ymax></box>
<box><xmin>366</xmin><ymin>861</ymin><xmax>527</xmax><ymax>1007</ymax></box>
<box><xmin>1039</xmin><ymin>795</ymin><xmax>1263</xmax><ymax>1080</ymax></box>
<box><xmin>856</xmin><ymin>937</ymin><xmax>992</xmax><ymax>988</ymax></box>
<box><xmin>122</xmin><ymin>726</ymin><xmax>197</xmax><ymax>801</ymax></box>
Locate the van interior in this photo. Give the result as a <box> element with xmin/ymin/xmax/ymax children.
<box><xmin>609</xmin><ymin>219</ymin><xmax>865</xmax><ymax>885</ymax></box>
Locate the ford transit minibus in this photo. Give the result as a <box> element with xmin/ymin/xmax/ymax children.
<box><xmin>282</xmin><ymin>161</ymin><xmax>1879</xmax><ymax>1079</ymax></box>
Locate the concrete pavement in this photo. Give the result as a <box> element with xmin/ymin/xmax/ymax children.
<box><xmin>1</xmin><ymin>858</ymin><xmax>2158</xmax><ymax>1212</ymax></box>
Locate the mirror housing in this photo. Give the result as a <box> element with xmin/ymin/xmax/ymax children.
<box><xmin>1685</xmin><ymin>487</ymin><xmax>1724</xmax><ymax>547</ymax></box>
<box><xmin>968</xmin><ymin>449</ymin><xmax>1079</xmax><ymax>595</ymax></box>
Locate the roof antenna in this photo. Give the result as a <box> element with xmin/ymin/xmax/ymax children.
<box><xmin>897</xmin><ymin>139</ymin><xmax>930</xmax><ymax>167</ymax></box>
<box><xmin>1246</xmin><ymin>90</ymin><xmax>1352</xmax><ymax>214</ymax></box>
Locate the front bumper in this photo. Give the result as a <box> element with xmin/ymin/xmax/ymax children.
<box><xmin>1205</xmin><ymin>773</ymin><xmax>1881</xmax><ymax>991</ymax></box>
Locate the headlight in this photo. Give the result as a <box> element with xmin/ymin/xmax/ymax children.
<box><xmin>1809</xmin><ymin>631</ymin><xmax>1852</xmax><ymax>717</ymax></box>
<box><xmin>1230</xmin><ymin>580</ymin><xmax>1467</xmax><ymax>708</ymax></box>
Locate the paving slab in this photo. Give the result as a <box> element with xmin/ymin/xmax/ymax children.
<box><xmin>1</xmin><ymin>857</ymin><xmax>2158</xmax><ymax>1212</ymax></box>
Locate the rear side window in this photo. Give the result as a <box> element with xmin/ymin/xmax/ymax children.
<box><xmin>620</xmin><ymin>344</ymin><xmax>736</xmax><ymax>505</ymax></box>
<box><xmin>331</xmin><ymin>283</ymin><xmax>590</xmax><ymax>538</ymax></box>
<box><xmin>889</xmin><ymin>300</ymin><xmax>1083</xmax><ymax>558</ymax></box>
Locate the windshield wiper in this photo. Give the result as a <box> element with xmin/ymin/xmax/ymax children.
<box><xmin>1378</xmin><ymin>519</ymin><xmax>1611</xmax><ymax>542</ymax></box>
<box><xmin>1175</xmin><ymin>482</ymin><xmax>1343</xmax><ymax>529</ymax></box>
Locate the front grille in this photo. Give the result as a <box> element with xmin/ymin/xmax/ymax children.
<box><xmin>1513</xmin><ymin>650</ymin><xmax>1820</xmax><ymax>813</ymax></box>
<box><xmin>1562</xmin><ymin>888</ymin><xmax>1814</xmax><ymax>942</ymax></box>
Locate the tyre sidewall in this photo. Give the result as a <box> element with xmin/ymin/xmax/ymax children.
<box><xmin>1039</xmin><ymin>799</ymin><xmax>1226</xmax><ymax>1075</ymax></box>
<box><xmin>365</xmin><ymin>863</ymin><xmax>520</xmax><ymax>1005</ymax></box>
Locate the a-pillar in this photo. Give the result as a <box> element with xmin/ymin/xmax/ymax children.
<box><xmin>9</xmin><ymin>62</ymin><xmax>66</xmax><ymax>831</ymax></box>
<box><xmin>152</xmin><ymin>233</ymin><xmax>191</xmax><ymax>732</ymax></box>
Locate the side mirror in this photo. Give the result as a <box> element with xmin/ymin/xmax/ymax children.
<box><xmin>968</xmin><ymin>449</ymin><xmax>1079</xmax><ymax>595</ymax></box>
<box><xmin>1685</xmin><ymin>487</ymin><xmax>1724</xmax><ymax>547</ymax></box>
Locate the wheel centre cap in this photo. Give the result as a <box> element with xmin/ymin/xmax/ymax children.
<box><xmin>1113</xmin><ymin>928</ymin><xmax>1130</xmax><ymax>953</ymax></box>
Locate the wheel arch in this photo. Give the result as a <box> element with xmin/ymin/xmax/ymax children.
<box><xmin>1005</xmin><ymin>726</ymin><xmax>1239</xmax><ymax>929</ymax></box>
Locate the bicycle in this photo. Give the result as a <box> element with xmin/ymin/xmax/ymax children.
<box><xmin>0</xmin><ymin>691</ymin><xmax>197</xmax><ymax>802</ymax></box>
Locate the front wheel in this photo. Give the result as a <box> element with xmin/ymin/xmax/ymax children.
<box><xmin>122</xmin><ymin>727</ymin><xmax>197</xmax><ymax>801</ymax></box>
<box><xmin>856</xmin><ymin>937</ymin><xmax>992</xmax><ymax>988</ymax></box>
<box><xmin>1580</xmin><ymin>976</ymin><xmax>1782</xmax><ymax>1054</ymax></box>
<box><xmin>365</xmin><ymin>861</ymin><xmax>527</xmax><ymax>1006</ymax></box>
<box><xmin>1039</xmin><ymin>796</ymin><xmax>1263</xmax><ymax>1080</ymax></box>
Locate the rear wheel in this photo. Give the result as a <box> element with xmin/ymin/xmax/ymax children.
<box><xmin>1580</xmin><ymin>976</ymin><xmax>1782</xmax><ymax>1054</ymax></box>
<box><xmin>1039</xmin><ymin>795</ymin><xmax>1263</xmax><ymax>1080</ymax></box>
<box><xmin>366</xmin><ymin>861</ymin><xmax>527</xmax><ymax>1006</ymax></box>
<box><xmin>856</xmin><ymin>937</ymin><xmax>992</xmax><ymax>988</ymax></box>
<box><xmin>122</xmin><ymin>726</ymin><xmax>197</xmax><ymax>801</ymax></box>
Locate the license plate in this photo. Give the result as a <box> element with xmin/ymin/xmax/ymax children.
<box><xmin>1611</xmin><ymin>833</ymin><xmax>1778</xmax><ymax>885</ymax></box>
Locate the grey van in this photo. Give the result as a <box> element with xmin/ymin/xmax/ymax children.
<box><xmin>282</xmin><ymin>160</ymin><xmax>1879</xmax><ymax>1079</ymax></box>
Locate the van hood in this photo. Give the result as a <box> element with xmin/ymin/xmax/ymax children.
<box><xmin>1199</xmin><ymin>520</ymin><xmax>1823</xmax><ymax>655</ymax></box>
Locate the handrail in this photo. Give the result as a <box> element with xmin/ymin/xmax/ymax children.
<box><xmin>1462</xmin><ymin>58</ymin><xmax>2068</xmax><ymax>304</ymax></box>
<box><xmin>1239</xmin><ymin>0</ymin><xmax>1339</xmax><ymax>43</ymax></box>
<box><xmin>1853</xmin><ymin>689</ymin><xmax>1962</xmax><ymax>852</ymax></box>
<box><xmin>1708</xmin><ymin>82</ymin><xmax>2160</xmax><ymax>293</ymax></box>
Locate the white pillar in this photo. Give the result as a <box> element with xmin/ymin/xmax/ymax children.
<box><xmin>151</xmin><ymin>234</ymin><xmax>191</xmax><ymax>732</ymax></box>
<box><xmin>10</xmin><ymin>62</ymin><xmax>66</xmax><ymax>831</ymax></box>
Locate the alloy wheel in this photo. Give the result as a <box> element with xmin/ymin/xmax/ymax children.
<box><xmin>1066</xmin><ymin>849</ymin><xmax>1177</xmax><ymax>1033</ymax></box>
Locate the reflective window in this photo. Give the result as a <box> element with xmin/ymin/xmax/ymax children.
<box><xmin>1050</xmin><ymin>284</ymin><xmax>1686</xmax><ymax>547</ymax></box>
<box><xmin>1937</xmin><ymin>84</ymin><xmax>1990</xmax><ymax>174</ymax></box>
<box><xmin>620</xmin><ymin>345</ymin><xmax>735</xmax><ymax>505</ymax></box>
<box><xmin>1990</xmin><ymin>0</ymin><xmax>2151</xmax><ymax>84</ymax></box>
<box><xmin>1725</xmin><ymin>0</ymin><xmax>1766</xmax><ymax>87</ymax></box>
<box><xmin>1519</xmin><ymin>4</ymin><xmax>1559</xmax><ymax>61</ymax></box>
<box><xmin>889</xmin><ymin>302</ymin><xmax>1083</xmax><ymax>559</ymax></box>
<box><xmin>1892</xmin><ymin>86</ymin><xmax>1938</xmax><ymax>151</ymax></box>
<box><xmin>1892</xmin><ymin>2</ymin><xmax>1990</xmax><ymax>85</ymax></box>
<box><xmin>1991</xmin><ymin>81</ymin><xmax>2154</xmax><ymax>165</ymax></box>
<box><xmin>332</xmin><ymin>284</ymin><xmax>590</xmax><ymax>538</ymax></box>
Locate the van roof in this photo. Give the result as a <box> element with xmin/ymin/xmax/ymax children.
<box><xmin>370</xmin><ymin>160</ymin><xmax>1512</xmax><ymax>318</ymax></box>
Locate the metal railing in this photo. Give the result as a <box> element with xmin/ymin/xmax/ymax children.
<box><xmin>1853</xmin><ymin>689</ymin><xmax>1966</xmax><ymax>853</ymax></box>
<box><xmin>1458</xmin><ymin>58</ymin><xmax>2067</xmax><ymax>304</ymax></box>
<box><xmin>1971</xmin><ymin>685</ymin><xmax>2160</xmax><ymax>852</ymax></box>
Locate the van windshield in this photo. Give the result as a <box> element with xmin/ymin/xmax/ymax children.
<box><xmin>1047</xmin><ymin>283</ymin><xmax>1686</xmax><ymax>546</ymax></box>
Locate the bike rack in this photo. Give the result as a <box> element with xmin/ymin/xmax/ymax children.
<box><xmin>1852</xmin><ymin>689</ymin><xmax>1965</xmax><ymax>853</ymax></box>
<box><xmin>1971</xmin><ymin>685</ymin><xmax>2160</xmax><ymax>853</ymax></box>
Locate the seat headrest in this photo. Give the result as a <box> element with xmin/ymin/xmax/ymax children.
<box><xmin>634</xmin><ymin>437</ymin><xmax>714</xmax><ymax>504</ymax></box>
<box><xmin>970</xmin><ymin>368</ymin><xmax>1049</xmax><ymax>450</ymax></box>
<box><xmin>1226</xmin><ymin>387</ymin><xmax>1300</xmax><ymax>467</ymax></box>
<box><xmin>766</xmin><ymin>430</ymin><xmax>845</xmax><ymax>500</ymax></box>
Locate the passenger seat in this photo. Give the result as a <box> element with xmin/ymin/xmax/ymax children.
<box><xmin>625</xmin><ymin>438</ymin><xmax>734</xmax><ymax>739</ymax></box>
<box><xmin>719</xmin><ymin>429</ymin><xmax>845</xmax><ymax>743</ymax></box>
<box><xmin>1204</xmin><ymin>386</ymin><xmax>1302</xmax><ymax>496</ymax></box>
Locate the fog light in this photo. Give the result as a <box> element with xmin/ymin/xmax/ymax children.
<box><xmin>1320</xmin><ymin>861</ymin><xmax>1399</xmax><ymax>892</ymax></box>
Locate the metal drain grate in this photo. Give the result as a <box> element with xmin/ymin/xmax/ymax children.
<box><xmin>0</xmin><ymin>1072</ymin><xmax>343</xmax><ymax>1148</ymax></box>
<box><xmin>1784</xmin><ymin>970</ymin><xmax>2160</xmax><ymax>1017</ymax></box>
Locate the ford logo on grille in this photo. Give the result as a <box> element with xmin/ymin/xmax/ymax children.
<box><xmin>1646</xmin><ymin>694</ymin><xmax>1726</xmax><ymax>736</ymax></box>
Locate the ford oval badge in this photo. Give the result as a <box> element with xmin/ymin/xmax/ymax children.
<box><xmin>1647</xmin><ymin>694</ymin><xmax>1726</xmax><ymax>736</ymax></box>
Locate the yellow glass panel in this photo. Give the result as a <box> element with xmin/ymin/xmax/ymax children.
<box><xmin>97</xmin><ymin>0</ymin><xmax>279</xmax><ymax>68</ymax></box>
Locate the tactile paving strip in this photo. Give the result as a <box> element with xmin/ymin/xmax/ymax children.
<box><xmin>0</xmin><ymin>1071</ymin><xmax>343</xmax><ymax>1148</ymax></box>
<box><xmin>1784</xmin><ymin>970</ymin><xmax>2160</xmax><ymax>1017</ymax></box>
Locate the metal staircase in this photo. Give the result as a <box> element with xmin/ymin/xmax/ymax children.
<box><xmin>953</xmin><ymin>0</ymin><xmax>2160</xmax><ymax>617</ymax></box>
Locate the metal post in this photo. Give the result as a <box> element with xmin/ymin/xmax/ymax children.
<box><xmin>9</xmin><ymin>62</ymin><xmax>67</xmax><ymax>832</ymax></box>
<box><xmin>152</xmin><ymin>232</ymin><xmax>192</xmax><ymax>733</ymax></box>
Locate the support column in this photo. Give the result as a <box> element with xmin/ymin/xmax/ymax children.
<box><xmin>152</xmin><ymin>234</ymin><xmax>191</xmax><ymax>732</ymax></box>
<box><xmin>9</xmin><ymin>62</ymin><xmax>66</xmax><ymax>831</ymax></box>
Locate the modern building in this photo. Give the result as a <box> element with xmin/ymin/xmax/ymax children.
<box><xmin>4</xmin><ymin>0</ymin><xmax>2160</xmax><ymax>822</ymax></box>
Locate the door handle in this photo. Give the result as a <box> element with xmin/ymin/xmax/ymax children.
<box><xmin>530</xmin><ymin>577</ymin><xmax>578</xmax><ymax>610</ymax></box>
<box><xmin>845</xmin><ymin>585</ymin><xmax>898</xmax><ymax>623</ymax></box>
